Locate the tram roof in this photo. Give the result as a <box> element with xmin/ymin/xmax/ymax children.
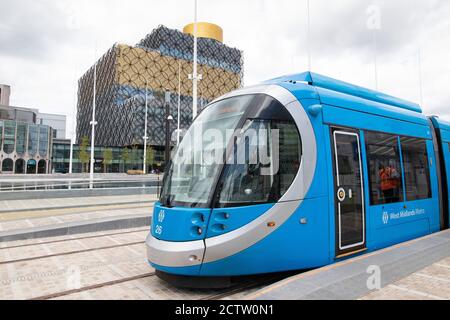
<box><xmin>264</xmin><ymin>72</ymin><xmax>423</xmax><ymax>114</ymax></box>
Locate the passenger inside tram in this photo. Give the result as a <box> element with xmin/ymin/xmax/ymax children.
<box><xmin>378</xmin><ymin>162</ymin><xmax>401</xmax><ymax>203</ymax></box>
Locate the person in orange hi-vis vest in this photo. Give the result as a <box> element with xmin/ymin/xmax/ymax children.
<box><xmin>379</xmin><ymin>163</ymin><xmax>401</xmax><ymax>203</ymax></box>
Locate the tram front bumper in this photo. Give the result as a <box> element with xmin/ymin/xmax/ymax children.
<box><xmin>146</xmin><ymin>233</ymin><xmax>205</xmax><ymax>275</ymax></box>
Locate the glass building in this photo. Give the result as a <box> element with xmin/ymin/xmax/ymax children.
<box><xmin>76</xmin><ymin>24</ymin><xmax>243</xmax><ymax>166</ymax></box>
<box><xmin>51</xmin><ymin>140</ymin><xmax>165</xmax><ymax>174</ymax></box>
<box><xmin>0</xmin><ymin>105</ymin><xmax>53</xmax><ymax>174</ymax></box>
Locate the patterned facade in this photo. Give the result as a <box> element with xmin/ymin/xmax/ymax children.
<box><xmin>76</xmin><ymin>25</ymin><xmax>244</xmax><ymax>149</ymax></box>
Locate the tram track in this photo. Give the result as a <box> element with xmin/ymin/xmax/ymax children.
<box><xmin>201</xmin><ymin>277</ymin><xmax>285</xmax><ymax>300</ymax></box>
<box><xmin>29</xmin><ymin>272</ymin><xmax>157</xmax><ymax>300</ymax></box>
<box><xmin>29</xmin><ymin>273</ymin><xmax>274</xmax><ymax>301</ymax></box>
<box><xmin>0</xmin><ymin>241</ymin><xmax>146</xmax><ymax>266</ymax></box>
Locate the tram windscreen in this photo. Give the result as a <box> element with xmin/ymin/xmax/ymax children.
<box><xmin>160</xmin><ymin>95</ymin><xmax>254</xmax><ymax>207</ymax></box>
<box><xmin>160</xmin><ymin>93</ymin><xmax>302</xmax><ymax>209</ymax></box>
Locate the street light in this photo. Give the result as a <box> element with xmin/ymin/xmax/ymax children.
<box><xmin>89</xmin><ymin>63</ymin><xmax>98</xmax><ymax>189</ymax></box>
<box><xmin>164</xmin><ymin>91</ymin><xmax>174</xmax><ymax>170</ymax></box>
<box><xmin>143</xmin><ymin>82</ymin><xmax>149</xmax><ymax>174</ymax></box>
<box><xmin>190</xmin><ymin>0</ymin><xmax>202</xmax><ymax>120</ymax></box>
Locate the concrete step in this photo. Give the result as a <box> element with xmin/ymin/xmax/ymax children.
<box><xmin>0</xmin><ymin>213</ymin><xmax>152</xmax><ymax>242</ymax></box>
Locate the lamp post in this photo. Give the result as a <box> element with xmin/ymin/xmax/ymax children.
<box><xmin>177</xmin><ymin>61</ymin><xmax>182</xmax><ymax>146</ymax></box>
<box><xmin>191</xmin><ymin>0</ymin><xmax>200</xmax><ymax>120</ymax></box>
<box><xmin>143</xmin><ymin>81</ymin><xmax>149</xmax><ymax>174</ymax></box>
<box><xmin>164</xmin><ymin>91</ymin><xmax>173</xmax><ymax>170</ymax></box>
<box><xmin>89</xmin><ymin>63</ymin><xmax>98</xmax><ymax>189</ymax></box>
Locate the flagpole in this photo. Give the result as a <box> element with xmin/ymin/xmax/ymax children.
<box><xmin>306</xmin><ymin>0</ymin><xmax>312</xmax><ymax>71</ymax></box>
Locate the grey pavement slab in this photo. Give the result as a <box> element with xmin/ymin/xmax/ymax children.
<box><xmin>0</xmin><ymin>213</ymin><xmax>153</xmax><ymax>242</ymax></box>
<box><xmin>250</xmin><ymin>230</ymin><xmax>450</xmax><ymax>300</ymax></box>
<box><xmin>0</xmin><ymin>194</ymin><xmax>157</xmax><ymax>213</ymax></box>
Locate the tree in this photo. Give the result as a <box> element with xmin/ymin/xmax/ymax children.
<box><xmin>79</xmin><ymin>136</ymin><xmax>90</xmax><ymax>173</ymax></box>
<box><xmin>121</xmin><ymin>148</ymin><xmax>130</xmax><ymax>173</ymax></box>
<box><xmin>145</xmin><ymin>147</ymin><xmax>155</xmax><ymax>173</ymax></box>
<box><xmin>102</xmin><ymin>148</ymin><xmax>113</xmax><ymax>173</ymax></box>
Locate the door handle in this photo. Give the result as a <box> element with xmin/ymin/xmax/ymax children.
<box><xmin>348</xmin><ymin>189</ymin><xmax>353</xmax><ymax>199</ymax></box>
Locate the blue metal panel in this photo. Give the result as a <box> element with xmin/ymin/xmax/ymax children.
<box><xmin>310</xmin><ymin>73</ymin><xmax>421</xmax><ymax>113</ymax></box>
<box><xmin>207</xmin><ymin>204</ymin><xmax>274</xmax><ymax>238</ymax></box>
<box><xmin>317</xmin><ymin>87</ymin><xmax>428</xmax><ymax>126</ymax></box>
<box><xmin>267</xmin><ymin>72</ymin><xmax>422</xmax><ymax>113</ymax></box>
<box><xmin>322</xmin><ymin>124</ymin><xmax>337</xmax><ymax>260</ymax></box>
<box><xmin>199</xmin><ymin>197</ymin><xmax>330</xmax><ymax>276</ymax></box>
<box><xmin>359</xmin><ymin>131</ymin><xmax>374</xmax><ymax>251</ymax></box>
<box><xmin>322</xmin><ymin>104</ymin><xmax>431</xmax><ymax>139</ymax></box>
<box><xmin>296</xmin><ymin>99</ymin><xmax>329</xmax><ymax>200</ymax></box>
<box><xmin>442</xmin><ymin>129</ymin><xmax>450</xmax><ymax>143</ymax></box>
<box><xmin>275</xmin><ymin>81</ymin><xmax>320</xmax><ymax>101</ymax></box>
<box><xmin>151</xmin><ymin>203</ymin><xmax>212</xmax><ymax>242</ymax></box>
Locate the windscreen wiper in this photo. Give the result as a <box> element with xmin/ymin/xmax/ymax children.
<box><xmin>162</xmin><ymin>194</ymin><xmax>175</xmax><ymax>208</ymax></box>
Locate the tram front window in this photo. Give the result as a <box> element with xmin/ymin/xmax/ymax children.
<box><xmin>160</xmin><ymin>93</ymin><xmax>302</xmax><ymax>209</ymax></box>
<box><xmin>217</xmin><ymin>119</ymin><xmax>301</xmax><ymax>208</ymax></box>
<box><xmin>160</xmin><ymin>95</ymin><xmax>254</xmax><ymax>208</ymax></box>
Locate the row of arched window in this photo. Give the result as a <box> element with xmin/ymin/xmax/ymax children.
<box><xmin>0</xmin><ymin>158</ymin><xmax>48</xmax><ymax>174</ymax></box>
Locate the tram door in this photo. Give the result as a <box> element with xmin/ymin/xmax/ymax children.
<box><xmin>332</xmin><ymin>129</ymin><xmax>366</xmax><ymax>257</ymax></box>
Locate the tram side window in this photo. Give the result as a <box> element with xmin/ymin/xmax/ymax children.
<box><xmin>365</xmin><ymin>131</ymin><xmax>404</xmax><ymax>205</ymax></box>
<box><xmin>400</xmin><ymin>137</ymin><xmax>431</xmax><ymax>201</ymax></box>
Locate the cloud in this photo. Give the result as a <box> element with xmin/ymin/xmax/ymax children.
<box><xmin>0</xmin><ymin>0</ymin><xmax>82</xmax><ymax>60</ymax></box>
<box><xmin>1</xmin><ymin>0</ymin><xmax>450</xmax><ymax>137</ymax></box>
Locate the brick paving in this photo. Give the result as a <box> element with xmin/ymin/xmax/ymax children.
<box><xmin>0</xmin><ymin>228</ymin><xmax>255</xmax><ymax>300</ymax></box>
<box><xmin>361</xmin><ymin>257</ymin><xmax>450</xmax><ymax>300</ymax></box>
<box><xmin>0</xmin><ymin>228</ymin><xmax>151</xmax><ymax>300</ymax></box>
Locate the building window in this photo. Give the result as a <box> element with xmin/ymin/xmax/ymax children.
<box><xmin>2</xmin><ymin>158</ymin><xmax>13</xmax><ymax>172</ymax></box>
<box><xmin>39</xmin><ymin>126</ymin><xmax>49</xmax><ymax>157</ymax></box>
<box><xmin>365</xmin><ymin>131</ymin><xmax>404</xmax><ymax>205</ymax></box>
<box><xmin>400</xmin><ymin>137</ymin><xmax>432</xmax><ymax>201</ymax></box>
<box><xmin>53</xmin><ymin>130</ymin><xmax>57</xmax><ymax>139</ymax></box>
<box><xmin>16</xmin><ymin>123</ymin><xmax>27</xmax><ymax>156</ymax></box>
<box><xmin>28</xmin><ymin>125</ymin><xmax>39</xmax><ymax>156</ymax></box>
<box><xmin>3</xmin><ymin>121</ymin><xmax>16</xmax><ymax>154</ymax></box>
<box><xmin>0</xmin><ymin>120</ymin><xmax>3</xmax><ymax>152</ymax></box>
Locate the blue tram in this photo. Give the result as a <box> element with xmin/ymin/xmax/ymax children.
<box><xmin>146</xmin><ymin>72</ymin><xmax>450</xmax><ymax>287</ymax></box>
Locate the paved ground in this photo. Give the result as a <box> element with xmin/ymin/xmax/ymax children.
<box><xmin>0</xmin><ymin>194</ymin><xmax>157</xmax><ymax>214</ymax></box>
<box><xmin>0</xmin><ymin>222</ymin><xmax>448</xmax><ymax>300</ymax></box>
<box><xmin>0</xmin><ymin>228</ymin><xmax>258</xmax><ymax>300</ymax></box>
<box><xmin>361</xmin><ymin>258</ymin><xmax>450</xmax><ymax>300</ymax></box>
<box><xmin>0</xmin><ymin>194</ymin><xmax>157</xmax><ymax>239</ymax></box>
<box><xmin>250</xmin><ymin>230</ymin><xmax>450</xmax><ymax>300</ymax></box>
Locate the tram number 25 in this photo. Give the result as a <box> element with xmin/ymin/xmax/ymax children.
<box><xmin>155</xmin><ymin>225</ymin><xmax>163</xmax><ymax>235</ymax></box>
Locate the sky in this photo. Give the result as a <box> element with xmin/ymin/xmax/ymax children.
<box><xmin>1</xmin><ymin>0</ymin><xmax>449</xmax><ymax>138</ymax></box>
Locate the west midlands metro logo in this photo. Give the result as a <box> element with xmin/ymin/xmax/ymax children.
<box><xmin>382</xmin><ymin>212</ymin><xmax>389</xmax><ymax>225</ymax></box>
<box><xmin>158</xmin><ymin>210</ymin><xmax>166</xmax><ymax>223</ymax></box>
